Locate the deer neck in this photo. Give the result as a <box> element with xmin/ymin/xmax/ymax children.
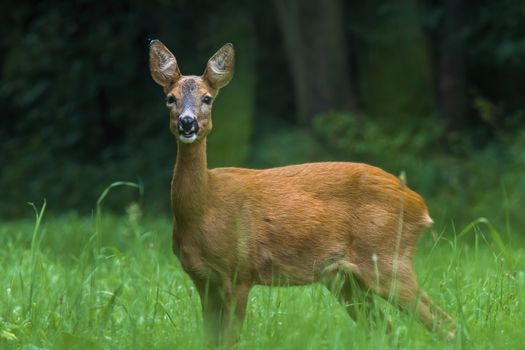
<box><xmin>171</xmin><ymin>139</ymin><xmax>209</xmax><ymax>225</ymax></box>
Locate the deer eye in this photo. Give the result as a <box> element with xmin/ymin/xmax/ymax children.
<box><xmin>166</xmin><ymin>95</ymin><xmax>177</xmax><ymax>105</ymax></box>
<box><xmin>202</xmin><ymin>96</ymin><xmax>213</xmax><ymax>105</ymax></box>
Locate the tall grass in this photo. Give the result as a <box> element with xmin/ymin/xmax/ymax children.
<box><xmin>1</xmin><ymin>189</ymin><xmax>524</xmax><ymax>349</ymax></box>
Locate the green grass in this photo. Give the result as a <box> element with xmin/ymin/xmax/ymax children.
<box><xmin>1</xmin><ymin>199</ymin><xmax>524</xmax><ymax>350</ymax></box>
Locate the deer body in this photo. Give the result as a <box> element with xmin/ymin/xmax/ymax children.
<box><xmin>149</xmin><ymin>40</ymin><xmax>456</xmax><ymax>343</ymax></box>
<box><xmin>174</xmin><ymin>157</ymin><xmax>429</xmax><ymax>285</ymax></box>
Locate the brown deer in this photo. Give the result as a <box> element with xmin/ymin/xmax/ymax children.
<box><xmin>148</xmin><ymin>40</ymin><xmax>457</xmax><ymax>344</ymax></box>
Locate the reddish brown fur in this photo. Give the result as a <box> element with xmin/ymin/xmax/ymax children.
<box><xmin>149</xmin><ymin>40</ymin><xmax>456</xmax><ymax>343</ymax></box>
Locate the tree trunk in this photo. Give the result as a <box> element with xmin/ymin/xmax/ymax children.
<box><xmin>438</xmin><ymin>0</ymin><xmax>467</xmax><ymax>130</ymax></box>
<box><xmin>274</xmin><ymin>0</ymin><xmax>357</xmax><ymax>123</ymax></box>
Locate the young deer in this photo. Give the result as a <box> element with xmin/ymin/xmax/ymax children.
<box><xmin>149</xmin><ymin>40</ymin><xmax>457</xmax><ymax>343</ymax></box>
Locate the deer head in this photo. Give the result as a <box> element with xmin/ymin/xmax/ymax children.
<box><xmin>149</xmin><ymin>40</ymin><xmax>235</xmax><ymax>144</ymax></box>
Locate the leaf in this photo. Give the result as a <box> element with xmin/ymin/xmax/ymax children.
<box><xmin>0</xmin><ymin>329</ymin><xmax>17</xmax><ymax>341</ymax></box>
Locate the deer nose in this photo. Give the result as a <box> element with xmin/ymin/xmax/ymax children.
<box><xmin>178</xmin><ymin>116</ymin><xmax>198</xmax><ymax>133</ymax></box>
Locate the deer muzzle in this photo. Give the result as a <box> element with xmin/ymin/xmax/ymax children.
<box><xmin>177</xmin><ymin>115</ymin><xmax>199</xmax><ymax>143</ymax></box>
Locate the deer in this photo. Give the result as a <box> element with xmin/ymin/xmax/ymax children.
<box><xmin>148</xmin><ymin>40</ymin><xmax>457</xmax><ymax>344</ymax></box>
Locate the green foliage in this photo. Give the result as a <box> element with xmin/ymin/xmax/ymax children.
<box><xmin>313</xmin><ymin>112</ymin><xmax>442</xmax><ymax>164</ymax></box>
<box><xmin>0</xmin><ymin>0</ymin><xmax>181</xmax><ymax>217</ymax></box>
<box><xmin>0</xmin><ymin>202</ymin><xmax>524</xmax><ymax>349</ymax></box>
<box><xmin>0</xmin><ymin>0</ymin><xmax>258</xmax><ymax>217</ymax></box>
<box><xmin>206</xmin><ymin>6</ymin><xmax>256</xmax><ymax>168</ymax></box>
<box><xmin>249</xmin><ymin>122</ymin><xmax>332</xmax><ymax>168</ymax></box>
<box><xmin>0</xmin><ymin>136</ymin><xmax>174</xmax><ymax>217</ymax></box>
<box><xmin>349</xmin><ymin>0</ymin><xmax>436</xmax><ymax>121</ymax></box>
<box><xmin>1</xmin><ymin>0</ymin><xmax>524</xmax><ymax>227</ymax></box>
<box><xmin>311</xmin><ymin>112</ymin><xmax>525</xmax><ymax>232</ymax></box>
<box><xmin>1</xmin><ymin>3</ymin><xmax>524</xmax><ymax>345</ymax></box>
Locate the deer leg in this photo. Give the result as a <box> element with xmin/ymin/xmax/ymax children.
<box><xmin>195</xmin><ymin>280</ymin><xmax>224</xmax><ymax>345</ymax></box>
<box><xmin>415</xmin><ymin>291</ymin><xmax>457</xmax><ymax>339</ymax></box>
<box><xmin>195</xmin><ymin>279</ymin><xmax>250</xmax><ymax>345</ymax></box>
<box><xmin>357</xmin><ymin>263</ymin><xmax>456</xmax><ymax>339</ymax></box>
<box><xmin>323</xmin><ymin>268</ymin><xmax>361</xmax><ymax>321</ymax></box>
<box><xmin>221</xmin><ymin>282</ymin><xmax>250</xmax><ymax>345</ymax></box>
<box><xmin>395</xmin><ymin>282</ymin><xmax>456</xmax><ymax>339</ymax></box>
<box><xmin>322</xmin><ymin>263</ymin><xmax>392</xmax><ymax>331</ymax></box>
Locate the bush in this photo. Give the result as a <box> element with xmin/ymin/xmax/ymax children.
<box><xmin>311</xmin><ymin>112</ymin><xmax>525</xmax><ymax>233</ymax></box>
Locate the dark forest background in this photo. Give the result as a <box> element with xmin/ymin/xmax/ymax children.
<box><xmin>1</xmin><ymin>0</ymin><xmax>524</xmax><ymax>232</ymax></box>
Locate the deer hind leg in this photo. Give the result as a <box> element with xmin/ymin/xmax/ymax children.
<box><xmin>355</xmin><ymin>259</ymin><xmax>457</xmax><ymax>339</ymax></box>
<box><xmin>417</xmin><ymin>291</ymin><xmax>457</xmax><ymax>339</ymax></box>
<box><xmin>321</xmin><ymin>261</ymin><xmax>391</xmax><ymax>331</ymax></box>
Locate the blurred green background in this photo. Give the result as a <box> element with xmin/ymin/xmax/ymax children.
<box><xmin>1</xmin><ymin>0</ymin><xmax>524</xmax><ymax>233</ymax></box>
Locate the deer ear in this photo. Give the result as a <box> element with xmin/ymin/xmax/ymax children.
<box><xmin>203</xmin><ymin>43</ymin><xmax>235</xmax><ymax>89</ymax></box>
<box><xmin>149</xmin><ymin>40</ymin><xmax>181</xmax><ymax>89</ymax></box>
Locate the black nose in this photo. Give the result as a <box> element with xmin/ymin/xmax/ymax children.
<box><xmin>178</xmin><ymin>116</ymin><xmax>198</xmax><ymax>133</ymax></box>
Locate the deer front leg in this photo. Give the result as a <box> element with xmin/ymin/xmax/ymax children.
<box><xmin>221</xmin><ymin>282</ymin><xmax>250</xmax><ymax>345</ymax></box>
<box><xmin>194</xmin><ymin>280</ymin><xmax>223</xmax><ymax>345</ymax></box>
<box><xmin>195</xmin><ymin>279</ymin><xmax>250</xmax><ymax>345</ymax></box>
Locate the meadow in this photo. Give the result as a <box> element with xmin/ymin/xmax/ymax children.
<box><xmin>2</xmin><ymin>1</ymin><xmax>524</xmax><ymax>348</ymax></box>
<box><xmin>1</xmin><ymin>183</ymin><xmax>524</xmax><ymax>350</ymax></box>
